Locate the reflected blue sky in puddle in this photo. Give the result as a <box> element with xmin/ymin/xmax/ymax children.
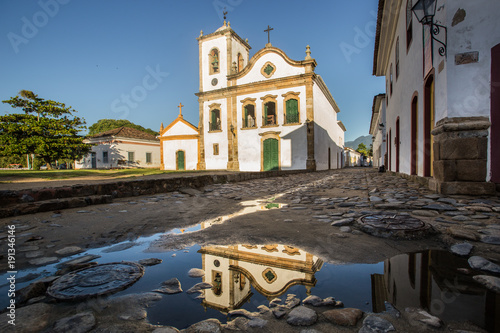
<box><xmin>1</xmin><ymin>233</ymin><xmax>498</xmax><ymax>331</ymax></box>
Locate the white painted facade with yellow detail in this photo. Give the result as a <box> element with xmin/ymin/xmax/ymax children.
<box><xmin>160</xmin><ymin>22</ymin><xmax>346</xmax><ymax>172</ymax></box>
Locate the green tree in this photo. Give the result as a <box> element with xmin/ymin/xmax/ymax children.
<box><xmin>356</xmin><ymin>143</ymin><xmax>368</xmax><ymax>157</ymax></box>
<box><xmin>88</xmin><ymin>119</ymin><xmax>158</xmax><ymax>137</ymax></box>
<box><xmin>1</xmin><ymin>90</ymin><xmax>91</xmax><ymax>169</ymax></box>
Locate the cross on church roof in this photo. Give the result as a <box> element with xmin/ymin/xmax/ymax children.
<box><xmin>178</xmin><ymin>102</ymin><xmax>184</xmax><ymax>117</ymax></box>
<box><xmin>264</xmin><ymin>25</ymin><xmax>273</xmax><ymax>44</ymax></box>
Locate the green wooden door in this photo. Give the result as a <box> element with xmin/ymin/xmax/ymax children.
<box><xmin>177</xmin><ymin>151</ymin><xmax>185</xmax><ymax>170</ymax></box>
<box><xmin>263</xmin><ymin>139</ymin><xmax>279</xmax><ymax>171</ymax></box>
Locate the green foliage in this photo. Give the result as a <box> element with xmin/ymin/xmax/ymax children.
<box><xmin>1</xmin><ymin>90</ymin><xmax>91</xmax><ymax>169</ymax></box>
<box><xmin>356</xmin><ymin>143</ymin><xmax>369</xmax><ymax>157</ymax></box>
<box><xmin>0</xmin><ymin>155</ymin><xmax>26</xmax><ymax>168</ymax></box>
<box><xmin>88</xmin><ymin>119</ymin><xmax>158</xmax><ymax>137</ymax></box>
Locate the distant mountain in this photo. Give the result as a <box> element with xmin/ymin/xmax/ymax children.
<box><xmin>345</xmin><ymin>135</ymin><xmax>372</xmax><ymax>149</ymax></box>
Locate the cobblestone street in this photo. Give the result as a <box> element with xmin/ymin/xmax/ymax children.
<box><xmin>1</xmin><ymin>168</ymin><xmax>499</xmax><ymax>332</ymax></box>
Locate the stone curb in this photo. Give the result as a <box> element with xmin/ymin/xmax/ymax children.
<box><xmin>0</xmin><ymin>170</ymin><xmax>309</xmax><ymax>218</ymax></box>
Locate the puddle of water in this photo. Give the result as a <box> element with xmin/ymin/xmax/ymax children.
<box><xmin>1</xmin><ymin>234</ymin><xmax>499</xmax><ymax>331</ymax></box>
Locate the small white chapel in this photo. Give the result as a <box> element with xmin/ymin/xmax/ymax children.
<box><xmin>160</xmin><ymin>21</ymin><xmax>346</xmax><ymax>171</ymax></box>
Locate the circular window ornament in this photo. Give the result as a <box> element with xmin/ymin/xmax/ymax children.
<box><xmin>261</xmin><ymin>62</ymin><xmax>276</xmax><ymax>78</ymax></box>
<box><xmin>214</xmin><ymin>259</ymin><xmax>220</xmax><ymax>267</ymax></box>
<box><xmin>211</xmin><ymin>78</ymin><xmax>218</xmax><ymax>86</ymax></box>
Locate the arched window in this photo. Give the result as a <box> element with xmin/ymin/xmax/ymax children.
<box><xmin>406</xmin><ymin>0</ymin><xmax>413</xmax><ymax>50</ymax></box>
<box><xmin>237</xmin><ymin>53</ymin><xmax>244</xmax><ymax>72</ymax></box>
<box><xmin>209</xmin><ymin>48</ymin><xmax>219</xmax><ymax>75</ymax></box>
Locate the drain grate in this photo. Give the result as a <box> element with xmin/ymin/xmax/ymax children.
<box><xmin>47</xmin><ymin>262</ymin><xmax>144</xmax><ymax>300</ymax></box>
<box><xmin>358</xmin><ymin>214</ymin><xmax>433</xmax><ymax>239</ymax></box>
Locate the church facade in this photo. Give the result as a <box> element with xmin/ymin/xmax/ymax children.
<box><xmin>160</xmin><ymin>22</ymin><xmax>345</xmax><ymax>172</ymax></box>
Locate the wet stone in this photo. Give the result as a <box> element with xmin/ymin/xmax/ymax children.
<box><xmin>405</xmin><ymin>308</ymin><xmax>442</xmax><ymax>328</ymax></box>
<box><xmin>452</xmin><ymin>215</ymin><xmax>471</xmax><ymax>221</ymax></box>
<box><xmin>412</xmin><ymin>210</ymin><xmax>439</xmax><ymax>217</ymax></box>
<box><xmin>471</xmin><ymin>214</ymin><xmax>489</xmax><ymax>219</ymax></box>
<box><xmin>25</xmin><ymin>250</ymin><xmax>44</xmax><ymax>258</ymax></box>
<box><xmin>473</xmin><ymin>275</ymin><xmax>500</xmax><ymax>292</ymax></box>
<box><xmin>138</xmin><ymin>258</ymin><xmax>163</xmax><ymax>266</ymax></box>
<box><xmin>57</xmin><ymin>254</ymin><xmax>101</xmax><ymax>268</ymax></box>
<box><xmin>383</xmin><ymin>301</ymin><xmax>401</xmax><ymax>318</ymax></box>
<box><xmin>340</xmin><ymin>226</ymin><xmax>352</xmax><ymax>233</ymax></box>
<box><xmin>359</xmin><ymin>315</ymin><xmax>395</xmax><ymax>333</ymax></box>
<box><xmin>186</xmin><ymin>282</ymin><xmax>212</xmax><ymax>294</ymax></box>
<box><xmin>468</xmin><ymin>256</ymin><xmax>500</xmax><ymax>273</ymax></box>
<box><xmin>450</xmin><ymin>243</ymin><xmax>474</xmax><ymax>256</ymax></box>
<box><xmin>183</xmin><ymin>318</ymin><xmax>222</xmax><ymax>333</ymax></box>
<box><xmin>286</xmin><ymin>306</ymin><xmax>317</xmax><ymax>326</ymax></box>
<box><xmin>188</xmin><ymin>268</ymin><xmax>205</xmax><ymax>278</ymax></box>
<box><xmin>154</xmin><ymin>278</ymin><xmax>182</xmax><ymax>294</ymax></box>
<box><xmin>55</xmin><ymin>246</ymin><xmax>83</xmax><ymax>255</ymax></box>
<box><xmin>102</xmin><ymin>242</ymin><xmax>137</xmax><ymax>253</ymax></box>
<box><xmin>331</xmin><ymin>218</ymin><xmax>354</xmax><ymax>226</ymax></box>
<box><xmin>448</xmin><ymin>228</ymin><xmax>478</xmax><ymax>241</ymax></box>
<box><xmin>323</xmin><ymin>308</ymin><xmax>363</xmax><ymax>326</ymax></box>
<box><xmin>480</xmin><ymin>235</ymin><xmax>500</xmax><ymax>245</ymax></box>
<box><xmin>302</xmin><ymin>295</ymin><xmax>336</xmax><ymax>307</ymax></box>
<box><xmin>272</xmin><ymin>305</ymin><xmax>288</xmax><ymax>318</ymax></box>
<box><xmin>47</xmin><ymin>262</ymin><xmax>144</xmax><ymax>300</ymax></box>
<box><xmin>423</xmin><ymin>204</ymin><xmax>457</xmax><ymax>211</ymax></box>
<box><xmin>29</xmin><ymin>256</ymin><xmax>59</xmax><ymax>266</ymax></box>
<box><xmin>53</xmin><ymin>311</ymin><xmax>96</xmax><ymax>333</ymax></box>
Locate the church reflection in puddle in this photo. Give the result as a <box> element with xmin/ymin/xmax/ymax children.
<box><xmin>371</xmin><ymin>250</ymin><xmax>500</xmax><ymax>332</ymax></box>
<box><xmin>199</xmin><ymin>244</ymin><xmax>323</xmax><ymax>313</ymax></box>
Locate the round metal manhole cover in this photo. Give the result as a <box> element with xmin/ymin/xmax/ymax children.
<box><xmin>358</xmin><ymin>214</ymin><xmax>433</xmax><ymax>239</ymax></box>
<box><xmin>47</xmin><ymin>262</ymin><xmax>144</xmax><ymax>300</ymax></box>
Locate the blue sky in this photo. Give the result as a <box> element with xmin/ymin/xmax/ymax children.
<box><xmin>0</xmin><ymin>0</ymin><xmax>384</xmax><ymax>142</ymax></box>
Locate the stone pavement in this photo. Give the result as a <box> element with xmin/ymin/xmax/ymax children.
<box><xmin>1</xmin><ymin>167</ymin><xmax>499</xmax><ymax>332</ymax></box>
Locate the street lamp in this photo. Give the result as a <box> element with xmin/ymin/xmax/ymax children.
<box><xmin>411</xmin><ymin>0</ymin><xmax>447</xmax><ymax>56</ymax></box>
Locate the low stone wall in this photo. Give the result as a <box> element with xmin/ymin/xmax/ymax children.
<box><xmin>0</xmin><ymin>170</ymin><xmax>310</xmax><ymax>217</ymax></box>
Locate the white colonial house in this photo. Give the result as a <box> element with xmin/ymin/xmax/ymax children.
<box><xmin>373</xmin><ymin>0</ymin><xmax>500</xmax><ymax>194</ymax></box>
<box><xmin>75</xmin><ymin>127</ymin><xmax>160</xmax><ymax>169</ymax></box>
<box><xmin>160</xmin><ymin>21</ymin><xmax>345</xmax><ymax>172</ymax></box>
<box><xmin>369</xmin><ymin>93</ymin><xmax>387</xmax><ymax>169</ymax></box>
<box><xmin>344</xmin><ymin>147</ymin><xmax>364</xmax><ymax>167</ymax></box>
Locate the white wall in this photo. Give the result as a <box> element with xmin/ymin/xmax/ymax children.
<box><xmin>313</xmin><ymin>82</ymin><xmax>344</xmax><ymax>170</ymax></box>
<box><xmin>201</xmin><ymin>35</ymin><xmax>228</xmax><ymax>92</ymax></box>
<box><xmin>236</xmin><ymin>51</ymin><xmax>306</xmax><ymax>86</ymax></box>
<box><xmin>236</xmin><ymin>86</ymin><xmax>308</xmax><ymax>171</ymax></box>
<box><xmin>76</xmin><ymin>139</ymin><xmax>160</xmax><ymax>169</ymax></box>
<box><xmin>204</xmin><ymin>98</ymin><xmax>228</xmax><ymax>170</ymax></box>
<box><xmin>163</xmin><ymin>139</ymin><xmax>198</xmax><ymax>170</ymax></box>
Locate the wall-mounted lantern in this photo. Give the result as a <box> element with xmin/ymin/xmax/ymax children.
<box><xmin>412</xmin><ymin>0</ymin><xmax>447</xmax><ymax>57</ymax></box>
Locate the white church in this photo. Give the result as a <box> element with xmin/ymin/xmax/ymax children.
<box><xmin>160</xmin><ymin>22</ymin><xmax>346</xmax><ymax>172</ymax></box>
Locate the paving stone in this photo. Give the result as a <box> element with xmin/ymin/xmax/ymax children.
<box><xmin>53</xmin><ymin>311</ymin><xmax>96</xmax><ymax>333</ymax></box>
<box><xmin>471</xmin><ymin>215</ymin><xmax>489</xmax><ymax>219</ymax></box>
<box><xmin>323</xmin><ymin>308</ymin><xmax>363</xmax><ymax>326</ymax></box>
<box><xmin>331</xmin><ymin>218</ymin><xmax>354</xmax><ymax>226</ymax></box>
<box><xmin>186</xmin><ymin>282</ymin><xmax>212</xmax><ymax>294</ymax></box>
<box><xmin>340</xmin><ymin>226</ymin><xmax>352</xmax><ymax>233</ymax></box>
<box><xmin>405</xmin><ymin>308</ymin><xmax>442</xmax><ymax>328</ymax></box>
<box><xmin>448</xmin><ymin>228</ymin><xmax>478</xmax><ymax>241</ymax></box>
<box><xmin>29</xmin><ymin>257</ymin><xmax>59</xmax><ymax>266</ymax></box>
<box><xmin>286</xmin><ymin>306</ymin><xmax>317</xmax><ymax>326</ymax></box>
<box><xmin>450</xmin><ymin>243</ymin><xmax>474</xmax><ymax>256</ymax></box>
<box><xmin>411</xmin><ymin>210</ymin><xmax>439</xmax><ymax>217</ymax></box>
<box><xmin>359</xmin><ymin>315</ymin><xmax>395</xmax><ymax>333</ymax></box>
<box><xmin>55</xmin><ymin>246</ymin><xmax>83</xmax><ymax>255</ymax></box>
<box><xmin>25</xmin><ymin>251</ymin><xmax>44</xmax><ymax>258</ymax></box>
<box><xmin>452</xmin><ymin>215</ymin><xmax>471</xmax><ymax>221</ymax></box>
<box><xmin>138</xmin><ymin>258</ymin><xmax>163</xmax><ymax>266</ymax></box>
<box><xmin>423</xmin><ymin>204</ymin><xmax>457</xmax><ymax>211</ymax></box>
<box><xmin>473</xmin><ymin>275</ymin><xmax>500</xmax><ymax>292</ymax></box>
<box><xmin>468</xmin><ymin>256</ymin><xmax>500</xmax><ymax>273</ymax></box>
<box><xmin>188</xmin><ymin>268</ymin><xmax>205</xmax><ymax>278</ymax></box>
<box><xmin>154</xmin><ymin>278</ymin><xmax>182</xmax><ymax>294</ymax></box>
<box><xmin>480</xmin><ymin>235</ymin><xmax>500</xmax><ymax>245</ymax></box>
